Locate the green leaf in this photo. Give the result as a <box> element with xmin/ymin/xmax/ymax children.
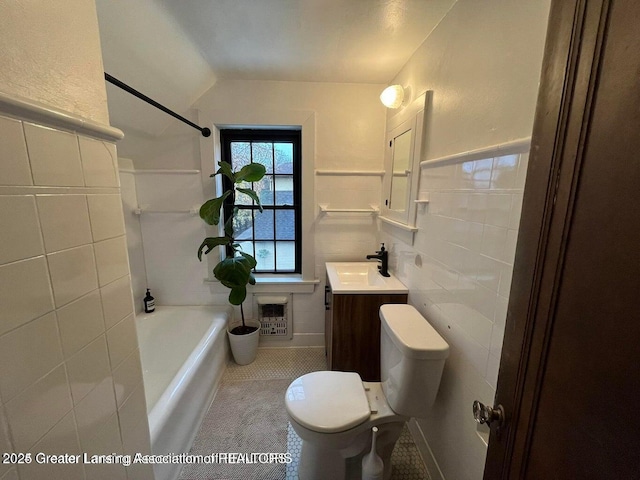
<box><xmin>235</xmin><ymin>163</ymin><xmax>266</xmax><ymax>183</ymax></box>
<box><xmin>215</xmin><ymin>161</ymin><xmax>235</xmax><ymax>182</ymax></box>
<box><xmin>237</xmin><ymin>188</ymin><xmax>264</xmax><ymax>213</ymax></box>
<box><xmin>238</xmin><ymin>251</ymin><xmax>258</xmax><ymax>269</ymax></box>
<box><xmin>197</xmin><ymin>237</ymin><xmax>231</xmax><ymax>261</ymax></box>
<box><xmin>213</xmin><ymin>255</ymin><xmax>254</xmax><ymax>289</ymax></box>
<box><xmin>224</xmin><ymin>207</ymin><xmax>237</xmax><ymax>237</ymax></box>
<box><xmin>199</xmin><ymin>191</ymin><xmax>230</xmax><ymax>225</ymax></box>
<box><xmin>228</xmin><ymin>286</ymin><xmax>247</xmax><ymax>305</ymax></box>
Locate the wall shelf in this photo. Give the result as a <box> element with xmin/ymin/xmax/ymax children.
<box><xmin>318</xmin><ymin>205</ymin><xmax>379</xmax><ymax>215</ymax></box>
<box><xmin>315</xmin><ymin>169</ymin><xmax>384</xmax><ymax>177</ymax></box>
<box><xmin>133</xmin><ymin>206</ymin><xmax>200</xmax><ymax>215</ymax></box>
<box><xmin>378</xmin><ymin>216</ymin><xmax>418</xmax><ymax>232</ymax></box>
<box><xmin>414</xmin><ymin>193</ymin><xmax>430</xmax><ymax>204</ymax></box>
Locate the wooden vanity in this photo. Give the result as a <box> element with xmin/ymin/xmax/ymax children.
<box><xmin>324</xmin><ymin>263</ymin><xmax>408</xmax><ymax>381</ymax></box>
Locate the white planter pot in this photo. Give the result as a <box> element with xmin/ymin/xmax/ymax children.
<box><xmin>227</xmin><ymin>318</ymin><xmax>260</xmax><ymax>365</ymax></box>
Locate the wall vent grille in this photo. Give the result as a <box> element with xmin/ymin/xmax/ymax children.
<box><xmin>252</xmin><ymin>294</ymin><xmax>293</xmax><ymax>340</ymax></box>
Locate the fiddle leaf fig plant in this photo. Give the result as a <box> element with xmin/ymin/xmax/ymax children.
<box><xmin>197</xmin><ymin>161</ymin><xmax>266</xmax><ymax>333</ymax></box>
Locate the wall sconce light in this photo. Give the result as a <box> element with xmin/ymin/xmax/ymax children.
<box><xmin>380</xmin><ymin>85</ymin><xmax>405</xmax><ymax>109</ymax></box>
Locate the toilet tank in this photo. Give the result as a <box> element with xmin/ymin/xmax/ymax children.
<box><xmin>379</xmin><ymin>304</ymin><xmax>449</xmax><ymax>418</ymax></box>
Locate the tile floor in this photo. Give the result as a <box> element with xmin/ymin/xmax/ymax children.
<box><xmin>223</xmin><ymin>347</ymin><xmax>430</xmax><ymax>480</ymax></box>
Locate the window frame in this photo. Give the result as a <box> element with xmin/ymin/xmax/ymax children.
<box><xmin>219</xmin><ymin>128</ymin><xmax>302</xmax><ymax>274</ymax></box>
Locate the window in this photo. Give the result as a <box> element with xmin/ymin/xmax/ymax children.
<box><xmin>220</xmin><ymin>129</ymin><xmax>302</xmax><ymax>274</ymax></box>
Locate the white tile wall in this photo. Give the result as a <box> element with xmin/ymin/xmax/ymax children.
<box><xmin>101</xmin><ymin>276</ymin><xmax>135</xmax><ymax>329</ymax></box>
<box><xmin>78</xmin><ymin>137</ymin><xmax>119</xmax><ymax>188</ymax></box>
<box><xmin>117</xmin><ymin>168</ymin><xmax>147</xmax><ymax>312</ymax></box>
<box><xmin>66</xmin><ymin>335</ymin><xmax>112</xmax><ymax>405</ymax></box>
<box><xmin>36</xmin><ymin>194</ymin><xmax>93</xmax><ymax>253</ymax></box>
<box><xmin>0</xmin><ymin>407</ymin><xmax>13</xmax><ymax>478</ymax></box>
<box><xmin>0</xmin><ymin>115</ymin><xmax>32</xmax><ymax>186</ymax></box>
<box><xmin>0</xmin><ymin>195</ymin><xmax>43</xmax><ymax>264</ymax></box>
<box><xmin>130</xmin><ymin>171</ymin><xmax>216</xmax><ymax>307</ymax></box>
<box><xmin>0</xmin><ymin>114</ymin><xmax>152</xmax><ymax>480</ymax></box>
<box><xmin>17</xmin><ymin>411</ymin><xmax>85</xmax><ymax>480</ymax></box>
<box><xmin>0</xmin><ymin>256</ymin><xmax>54</xmax><ymax>335</ymax></box>
<box><xmin>47</xmin><ymin>245</ymin><xmax>99</xmax><ymax>307</ymax></box>
<box><xmin>57</xmin><ymin>290</ymin><xmax>105</xmax><ymax>358</ymax></box>
<box><xmin>87</xmin><ymin>194</ymin><xmax>126</xmax><ymax>242</ymax></box>
<box><xmin>94</xmin><ymin>236</ymin><xmax>129</xmax><ymax>287</ymax></box>
<box><xmin>4</xmin><ymin>365</ymin><xmax>73</xmax><ymax>452</ymax></box>
<box><xmin>382</xmin><ymin>151</ymin><xmax>529</xmax><ymax>478</ymax></box>
<box><xmin>120</xmin><ymin>168</ymin><xmax>384</xmax><ymax>341</ymax></box>
<box><xmin>0</xmin><ymin>312</ymin><xmax>63</xmax><ymax>402</ymax></box>
<box><xmin>106</xmin><ymin>314</ymin><xmax>138</xmax><ymax>369</ymax></box>
<box><xmin>314</xmin><ymin>174</ymin><xmax>381</xmax><ymax>285</ymax></box>
<box><xmin>23</xmin><ymin>123</ymin><xmax>84</xmax><ymax>187</ymax></box>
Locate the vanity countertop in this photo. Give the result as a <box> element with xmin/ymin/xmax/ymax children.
<box><xmin>326</xmin><ymin>262</ymin><xmax>408</xmax><ymax>294</ymax></box>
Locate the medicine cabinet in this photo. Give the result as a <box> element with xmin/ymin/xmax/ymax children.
<box><xmin>380</xmin><ymin>92</ymin><xmax>429</xmax><ymax>239</ymax></box>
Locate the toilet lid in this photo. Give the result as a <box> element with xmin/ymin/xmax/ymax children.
<box><xmin>285</xmin><ymin>371</ymin><xmax>370</xmax><ymax>433</ymax></box>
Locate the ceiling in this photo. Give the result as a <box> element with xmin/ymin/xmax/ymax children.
<box><xmin>96</xmin><ymin>0</ymin><xmax>456</xmax><ymax>136</ymax></box>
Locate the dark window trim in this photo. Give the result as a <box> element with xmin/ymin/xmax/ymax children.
<box><xmin>220</xmin><ymin>128</ymin><xmax>302</xmax><ymax>274</ymax></box>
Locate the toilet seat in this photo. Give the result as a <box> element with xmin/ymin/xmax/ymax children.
<box><xmin>285</xmin><ymin>371</ymin><xmax>370</xmax><ymax>433</ymax></box>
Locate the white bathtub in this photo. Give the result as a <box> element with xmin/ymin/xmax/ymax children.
<box><xmin>135</xmin><ymin>305</ymin><xmax>231</xmax><ymax>480</ymax></box>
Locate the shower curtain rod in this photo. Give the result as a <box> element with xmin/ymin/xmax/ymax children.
<box><xmin>104</xmin><ymin>73</ymin><xmax>211</xmax><ymax>137</ymax></box>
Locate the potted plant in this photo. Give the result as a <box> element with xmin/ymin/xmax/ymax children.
<box><xmin>197</xmin><ymin>160</ymin><xmax>266</xmax><ymax>365</ymax></box>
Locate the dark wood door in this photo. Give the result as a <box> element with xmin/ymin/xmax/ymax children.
<box><xmin>485</xmin><ymin>0</ymin><xmax>640</xmax><ymax>478</ymax></box>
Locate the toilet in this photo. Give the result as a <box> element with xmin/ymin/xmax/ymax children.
<box><xmin>285</xmin><ymin>304</ymin><xmax>449</xmax><ymax>480</ymax></box>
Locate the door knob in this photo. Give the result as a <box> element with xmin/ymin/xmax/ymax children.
<box><xmin>473</xmin><ymin>400</ymin><xmax>505</xmax><ymax>428</ymax></box>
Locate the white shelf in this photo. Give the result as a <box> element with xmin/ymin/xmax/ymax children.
<box><xmin>318</xmin><ymin>205</ymin><xmax>379</xmax><ymax>215</ymax></box>
<box><xmin>133</xmin><ymin>206</ymin><xmax>200</xmax><ymax>215</ymax></box>
<box><xmin>315</xmin><ymin>169</ymin><xmax>384</xmax><ymax>176</ymax></box>
<box><xmin>379</xmin><ymin>216</ymin><xmax>418</xmax><ymax>232</ymax></box>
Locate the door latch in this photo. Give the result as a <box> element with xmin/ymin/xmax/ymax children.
<box><xmin>473</xmin><ymin>400</ymin><xmax>505</xmax><ymax>438</ymax></box>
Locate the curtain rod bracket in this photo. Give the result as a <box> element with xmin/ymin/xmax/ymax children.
<box><xmin>104</xmin><ymin>72</ymin><xmax>211</xmax><ymax>137</ymax></box>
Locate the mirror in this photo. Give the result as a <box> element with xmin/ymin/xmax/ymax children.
<box><xmin>381</xmin><ymin>93</ymin><xmax>428</xmax><ymax>229</ymax></box>
<box><xmin>388</xmin><ymin>126</ymin><xmax>413</xmax><ymax>213</ymax></box>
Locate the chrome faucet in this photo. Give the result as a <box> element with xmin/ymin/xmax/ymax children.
<box><xmin>366</xmin><ymin>243</ymin><xmax>390</xmax><ymax>277</ymax></box>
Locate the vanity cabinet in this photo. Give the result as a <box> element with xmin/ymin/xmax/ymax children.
<box><xmin>324</xmin><ymin>286</ymin><xmax>407</xmax><ymax>381</ymax></box>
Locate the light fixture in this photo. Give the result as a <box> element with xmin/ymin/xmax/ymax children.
<box><xmin>380</xmin><ymin>85</ymin><xmax>405</xmax><ymax>109</ymax></box>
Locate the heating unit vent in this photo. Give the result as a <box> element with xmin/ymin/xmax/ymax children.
<box><xmin>253</xmin><ymin>294</ymin><xmax>293</xmax><ymax>340</ymax></box>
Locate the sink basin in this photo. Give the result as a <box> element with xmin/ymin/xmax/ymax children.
<box><xmin>326</xmin><ymin>262</ymin><xmax>408</xmax><ymax>294</ymax></box>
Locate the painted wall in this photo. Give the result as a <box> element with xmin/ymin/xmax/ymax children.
<box><xmin>380</xmin><ymin>1</ymin><xmax>551</xmax><ymax>479</ymax></box>
<box><xmin>0</xmin><ymin>0</ymin><xmax>109</xmax><ymax>125</ymax></box>
<box><xmin>120</xmin><ymin>79</ymin><xmax>387</xmax><ymax>343</ymax></box>
<box><xmin>0</xmin><ymin>3</ymin><xmax>153</xmax><ymax>480</ymax></box>
<box><xmin>393</xmin><ymin>0</ymin><xmax>549</xmax><ymax>162</ymax></box>
<box><xmin>96</xmin><ymin>0</ymin><xmax>217</xmax><ymax>139</ymax></box>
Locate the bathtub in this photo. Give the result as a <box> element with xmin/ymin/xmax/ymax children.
<box><xmin>135</xmin><ymin>305</ymin><xmax>231</xmax><ymax>480</ymax></box>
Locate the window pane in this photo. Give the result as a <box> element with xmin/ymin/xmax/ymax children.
<box><xmin>276</xmin><ymin>242</ymin><xmax>295</xmax><ymax>271</ymax></box>
<box><xmin>275</xmin><ymin>210</ymin><xmax>295</xmax><ymax>240</ymax></box>
<box><xmin>233</xmin><ymin>209</ymin><xmax>253</xmax><ymax>240</ymax></box>
<box><xmin>274</xmin><ymin>143</ymin><xmax>293</xmax><ymax>174</ymax></box>
<box><xmin>255</xmin><ymin>175</ymin><xmax>274</xmax><ymax>205</ymax></box>
<box><xmin>231</xmin><ymin>142</ymin><xmax>251</xmax><ymax>169</ymax></box>
<box><xmin>235</xmin><ymin>180</ymin><xmax>253</xmax><ymax>205</ymax></box>
<box><xmin>237</xmin><ymin>241</ymin><xmax>254</xmax><ymax>258</ymax></box>
<box><xmin>255</xmin><ymin>241</ymin><xmax>275</xmax><ymax>271</ymax></box>
<box><xmin>252</xmin><ymin>142</ymin><xmax>274</xmax><ymax>174</ymax></box>
<box><xmin>275</xmin><ymin>175</ymin><xmax>294</xmax><ymax>205</ymax></box>
<box><xmin>253</xmin><ymin>209</ymin><xmax>274</xmax><ymax>240</ymax></box>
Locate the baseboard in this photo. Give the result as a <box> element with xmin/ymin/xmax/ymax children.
<box><xmin>408</xmin><ymin>419</ymin><xmax>445</xmax><ymax>480</ymax></box>
<box><xmin>257</xmin><ymin>333</ymin><xmax>324</xmax><ymax>348</ymax></box>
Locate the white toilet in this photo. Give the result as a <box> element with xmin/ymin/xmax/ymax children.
<box><xmin>285</xmin><ymin>304</ymin><xmax>449</xmax><ymax>480</ymax></box>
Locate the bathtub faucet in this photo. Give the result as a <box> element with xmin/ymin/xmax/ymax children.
<box><xmin>366</xmin><ymin>243</ymin><xmax>390</xmax><ymax>277</ymax></box>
